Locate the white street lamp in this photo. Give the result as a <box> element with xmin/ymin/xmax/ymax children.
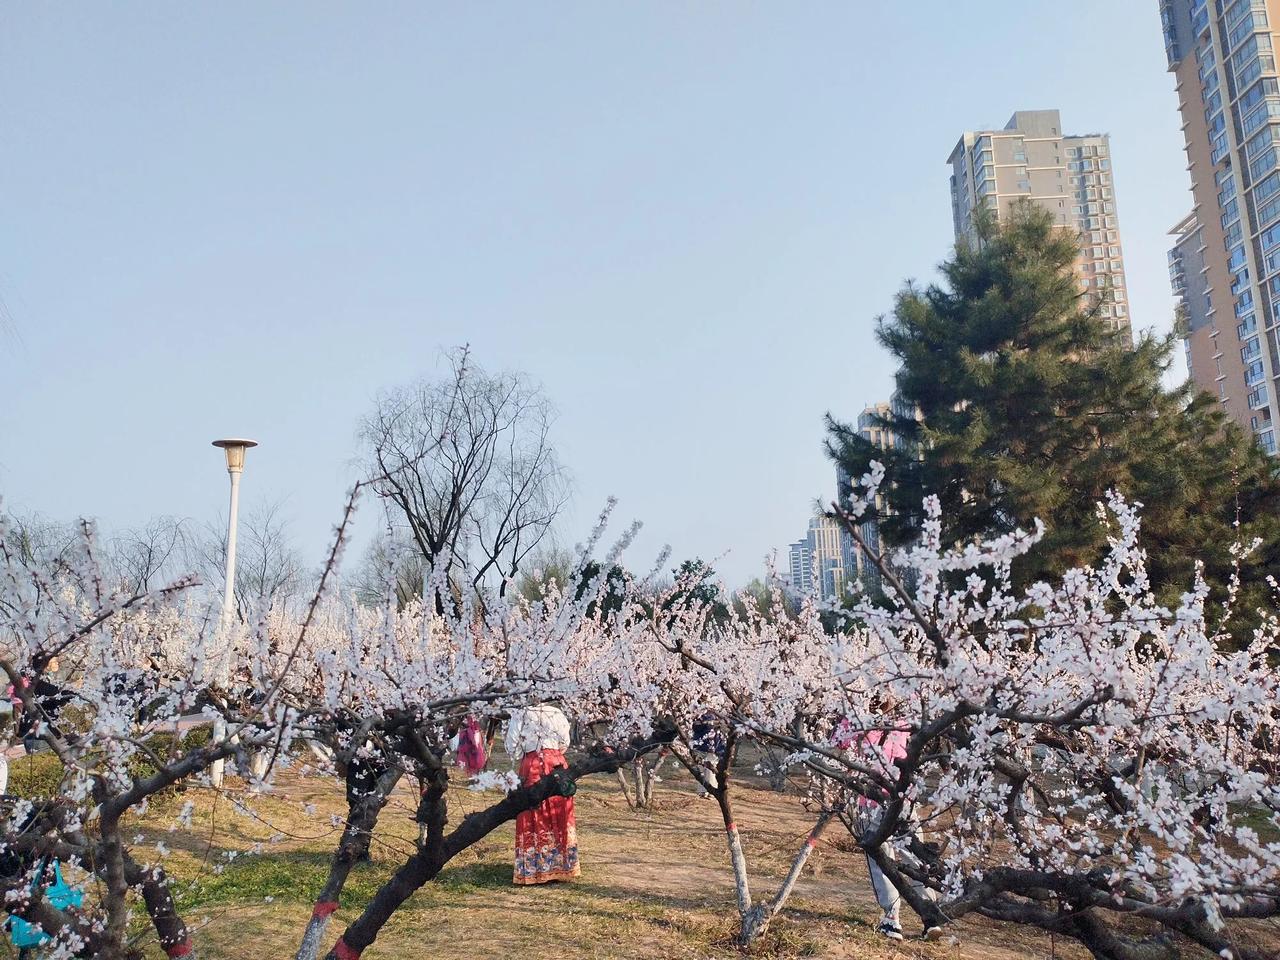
<box><xmin>210</xmin><ymin>438</ymin><xmax>257</xmax><ymax>788</ymax></box>
<box><xmin>212</xmin><ymin>439</ymin><xmax>257</xmax><ymax>628</ymax></box>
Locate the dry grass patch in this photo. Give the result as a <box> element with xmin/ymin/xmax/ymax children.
<box><xmin>88</xmin><ymin>761</ymin><xmax>1114</xmax><ymax>960</ymax></box>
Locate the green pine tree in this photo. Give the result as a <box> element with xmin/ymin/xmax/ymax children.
<box><xmin>827</xmin><ymin>202</ymin><xmax>1280</xmax><ymax>637</ymax></box>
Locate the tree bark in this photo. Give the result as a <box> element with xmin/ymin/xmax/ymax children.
<box><xmin>123</xmin><ymin>853</ymin><xmax>195</xmax><ymax>958</ymax></box>
<box><xmin>295</xmin><ymin>765</ymin><xmax>404</xmax><ymax>960</ymax></box>
<box><xmin>97</xmin><ymin>809</ymin><xmax>132</xmax><ymax>957</ymax></box>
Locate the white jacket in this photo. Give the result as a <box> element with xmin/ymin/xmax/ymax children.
<box><xmin>505</xmin><ymin>704</ymin><xmax>571</xmax><ymax>757</ymax></box>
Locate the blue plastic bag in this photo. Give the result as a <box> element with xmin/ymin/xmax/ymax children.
<box><xmin>7</xmin><ymin>859</ymin><xmax>84</xmax><ymax>949</ymax></box>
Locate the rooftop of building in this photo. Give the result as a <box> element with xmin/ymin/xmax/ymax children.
<box><xmin>1168</xmin><ymin>209</ymin><xmax>1199</xmax><ymax>237</ymax></box>
<box><xmin>946</xmin><ymin>109</ymin><xmax>1106</xmax><ymax>163</ymax></box>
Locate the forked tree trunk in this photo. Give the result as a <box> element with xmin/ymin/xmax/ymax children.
<box><xmin>616</xmin><ymin>751</ymin><xmax>666</xmax><ymax>808</ymax></box>
<box><xmin>295</xmin><ymin>765</ymin><xmax>404</xmax><ymax>960</ymax></box>
<box><xmin>677</xmin><ymin>734</ymin><xmax>835</xmax><ymax>948</ymax></box>
<box><xmin>320</xmin><ymin>740</ymin><xmax>666</xmax><ymax>960</ymax></box>
<box><xmin>735</xmin><ymin>814</ymin><xmax>834</xmax><ymax>945</ymax></box>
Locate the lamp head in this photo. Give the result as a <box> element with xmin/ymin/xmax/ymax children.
<box><xmin>212</xmin><ymin>438</ymin><xmax>258</xmax><ymax>473</ymax></box>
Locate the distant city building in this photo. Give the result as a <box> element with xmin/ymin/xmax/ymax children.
<box><xmin>808</xmin><ymin>516</ymin><xmax>847</xmax><ymax>600</ymax></box>
<box><xmin>787</xmin><ymin>538</ymin><xmax>813</xmax><ymax>593</ymax></box>
<box><xmin>784</xmin><ymin>516</ymin><xmax>851</xmax><ymax>600</ymax></box>
<box><xmin>948</xmin><ymin>109</ymin><xmax>1132</xmax><ymax>338</ymax></box>
<box><xmin>796</xmin><ymin>399</ymin><xmax>919</xmax><ymax>600</ymax></box>
<box><xmin>1168</xmin><ymin>211</ymin><xmax>1210</xmax><ymax>388</ymax></box>
<box><xmin>1158</xmin><ymin>0</ymin><xmax>1280</xmax><ymax>454</ymax></box>
<box><xmin>856</xmin><ymin>401</ymin><xmax>897</xmax><ymax>457</ymax></box>
<box><xmin>834</xmin><ymin>463</ymin><xmax>858</xmax><ymax>583</ymax></box>
<box><xmin>827</xmin><ymin>400</ymin><xmax>915</xmax><ymax>594</ymax></box>
<box><xmin>850</xmin><ymin>402</ymin><xmax>905</xmax><ymax>590</ymax></box>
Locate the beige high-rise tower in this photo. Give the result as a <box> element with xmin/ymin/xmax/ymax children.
<box><xmin>1160</xmin><ymin>0</ymin><xmax>1280</xmax><ymax>455</ymax></box>
<box><xmin>948</xmin><ymin>110</ymin><xmax>1132</xmax><ymax>338</ymax></box>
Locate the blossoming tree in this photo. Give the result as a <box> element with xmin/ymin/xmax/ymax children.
<box><xmin>0</xmin><ymin>506</ymin><xmax>298</xmax><ymax>959</ymax></box>
<box><xmin>721</xmin><ymin>469</ymin><xmax>1280</xmax><ymax>960</ymax></box>
<box><xmin>4</xmin><ymin>461</ymin><xmax>1277</xmax><ymax>960</ymax></box>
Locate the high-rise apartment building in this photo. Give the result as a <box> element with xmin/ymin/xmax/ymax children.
<box><xmin>787</xmin><ymin>538</ymin><xmax>813</xmax><ymax>593</ymax></box>
<box><xmin>807</xmin><ymin>516</ymin><xmax>847</xmax><ymax>600</ymax></box>
<box><xmin>785</xmin><ymin>516</ymin><xmax>848</xmax><ymax>600</ymax></box>
<box><xmin>948</xmin><ymin>110</ymin><xmax>1132</xmax><ymax>337</ymax></box>
<box><xmin>1160</xmin><ymin>0</ymin><xmax>1280</xmax><ymax>454</ymax></box>
<box><xmin>853</xmin><ymin>403</ymin><xmax>895</xmax><ymax>566</ymax></box>
<box><xmin>828</xmin><ymin>401</ymin><xmax>915</xmax><ymax>593</ymax></box>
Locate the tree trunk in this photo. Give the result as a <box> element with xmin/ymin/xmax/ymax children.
<box><xmin>295</xmin><ymin>767</ymin><xmax>403</xmax><ymax>960</ymax></box>
<box><xmin>615</xmin><ymin>767</ymin><xmax>635</xmax><ymax>807</ymax></box>
<box><xmin>616</xmin><ymin>752</ymin><xmax>666</xmax><ymax>809</ymax></box>
<box><xmin>640</xmin><ymin>753</ymin><xmax>665</xmax><ymax>806</ymax></box>
<box><xmin>735</xmin><ymin>814</ymin><xmax>834</xmax><ymax>946</ymax></box>
<box><xmin>97</xmin><ymin>810</ymin><xmax>132</xmax><ymax>958</ymax></box>
<box><xmin>321</xmin><ymin>739</ymin><xmax>665</xmax><ymax>959</ymax></box>
<box><xmin>756</xmin><ymin>745</ymin><xmax>789</xmax><ymax>792</ymax></box>
<box><xmin>711</xmin><ymin>786</ymin><xmax>755</xmax><ymax>929</ymax></box>
<box><xmin>124</xmin><ymin>853</ymin><xmax>195</xmax><ymax>958</ymax></box>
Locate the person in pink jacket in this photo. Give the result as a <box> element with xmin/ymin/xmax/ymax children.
<box><xmin>835</xmin><ymin>697</ymin><xmax>942</xmax><ymax>943</ymax></box>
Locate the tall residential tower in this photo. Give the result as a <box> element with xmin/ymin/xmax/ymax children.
<box><xmin>1160</xmin><ymin>0</ymin><xmax>1280</xmax><ymax>454</ymax></box>
<box><xmin>948</xmin><ymin>110</ymin><xmax>1132</xmax><ymax>338</ymax></box>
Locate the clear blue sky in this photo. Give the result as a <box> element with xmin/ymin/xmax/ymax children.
<box><xmin>0</xmin><ymin>2</ymin><xmax>1188</xmax><ymax>586</ymax></box>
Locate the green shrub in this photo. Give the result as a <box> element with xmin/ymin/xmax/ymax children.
<box><xmin>7</xmin><ymin>752</ymin><xmax>65</xmax><ymax>799</ymax></box>
<box><xmin>3</xmin><ymin>724</ymin><xmax>217</xmax><ymax>803</ymax></box>
<box><xmin>126</xmin><ymin>725</ymin><xmax>217</xmax><ymax>801</ymax></box>
<box><xmin>178</xmin><ymin>723</ymin><xmax>212</xmax><ymax>752</ymax></box>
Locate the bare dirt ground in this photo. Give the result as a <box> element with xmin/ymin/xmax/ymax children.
<box><xmin>40</xmin><ymin>755</ymin><xmax>1273</xmax><ymax>960</ymax></box>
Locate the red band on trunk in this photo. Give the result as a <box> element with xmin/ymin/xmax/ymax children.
<box><xmin>726</xmin><ymin>822</ymin><xmax>736</xmax><ymax>833</ymax></box>
<box><xmin>334</xmin><ymin>938</ymin><xmax>362</xmax><ymax>960</ymax></box>
<box><xmin>312</xmin><ymin>900</ymin><xmax>339</xmax><ymax>919</ymax></box>
<box><xmin>806</xmin><ymin>835</ymin><xmax>819</xmax><ymax>848</ymax></box>
<box><xmin>165</xmin><ymin>941</ymin><xmax>193</xmax><ymax>958</ymax></box>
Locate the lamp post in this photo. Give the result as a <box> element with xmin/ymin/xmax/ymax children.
<box><xmin>210</xmin><ymin>438</ymin><xmax>257</xmax><ymax>788</ymax></box>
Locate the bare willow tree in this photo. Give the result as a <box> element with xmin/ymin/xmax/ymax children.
<box><xmin>107</xmin><ymin>515</ymin><xmax>191</xmax><ymax>592</ymax></box>
<box><xmin>0</xmin><ymin>511</ymin><xmax>189</xmax><ymax>599</ymax></box>
<box><xmin>361</xmin><ymin>350</ymin><xmax>568</xmax><ymax>595</ymax></box>
<box><xmin>0</xmin><ymin>512</ymin><xmax>78</xmax><ymax>571</ymax></box>
<box><xmin>189</xmin><ymin>500</ymin><xmax>307</xmax><ymax>618</ymax></box>
<box><xmin>349</xmin><ymin>531</ymin><xmax>430</xmax><ymax>608</ymax></box>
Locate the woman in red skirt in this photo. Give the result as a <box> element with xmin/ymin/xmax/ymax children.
<box><xmin>505</xmin><ymin>704</ymin><xmax>579</xmax><ymax>885</ymax></box>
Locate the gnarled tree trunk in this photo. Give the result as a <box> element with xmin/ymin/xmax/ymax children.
<box><xmin>296</xmin><ymin>759</ymin><xmax>404</xmax><ymax>960</ymax></box>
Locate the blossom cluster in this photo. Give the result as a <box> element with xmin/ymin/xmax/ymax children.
<box><xmin>1</xmin><ymin>473</ymin><xmax>1277</xmax><ymax>957</ymax></box>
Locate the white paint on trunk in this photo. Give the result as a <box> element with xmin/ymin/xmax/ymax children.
<box><xmin>725</xmin><ymin>825</ymin><xmax>753</xmax><ymax>917</ymax></box>
<box><xmin>295</xmin><ymin>913</ymin><xmax>331</xmax><ymax>960</ymax></box>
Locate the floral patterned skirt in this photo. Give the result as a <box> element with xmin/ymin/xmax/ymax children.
<box><xmin>514</xmin><ymin>748</ymin><xmax>579</xmax><ymax>885</ymax></box>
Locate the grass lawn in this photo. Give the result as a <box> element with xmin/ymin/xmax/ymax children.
<box><xmin>5</xmin><ymin>755</ymin><xmax>1277</xmax><ymax>959</ymax></box>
